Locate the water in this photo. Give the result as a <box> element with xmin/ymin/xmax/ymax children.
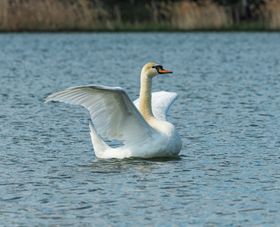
<box><xmin>0</xmin><ymin>32</ymin><xmax>280</xmax><ymax>226</ymax></box>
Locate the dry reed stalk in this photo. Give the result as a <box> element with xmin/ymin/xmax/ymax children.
<box><xmin>0</xmin><ymin>0</ymin><xmax>107</xmax><ymax>31</ymax></box>
<box><xmin>0</xmin><ymin>0</ymin><xmax>8</xmax><ymax>28</ymax></box>
<box><xmin>260</xmin><ymin>0</ymin><xmax>280</xmax><ymax>29</ymax></box>
<box><xmin>1</xmin><ymin>0</ymin><xmax>279</xmax><ymax>31</ymax></box>
<box><xmin>170</xmin><ymin>0</ymin><xmax>231</xmax><ymax>30</ymax></box>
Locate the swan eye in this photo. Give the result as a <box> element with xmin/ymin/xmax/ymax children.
<box><xmin>152</xmin><ymin>65</ymin><xmax>163</xmax><ymax>72</ymax></box>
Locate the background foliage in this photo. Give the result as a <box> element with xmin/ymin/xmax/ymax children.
<box><xmin>0</xmin><ymin>0</ymin><xmax>279</xmax><ymax>31</ymax></box>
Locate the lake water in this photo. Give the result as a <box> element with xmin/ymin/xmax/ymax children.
<box><xmin>0</xmin><ymin>32</ymin><xmax>280</xmax><ymax>226</ymax></box>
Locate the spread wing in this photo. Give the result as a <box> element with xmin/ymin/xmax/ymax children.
<box><xmin>134</xmin><ymin>91</ymin><xmax>178</xmax><ymax>121</ymax></box>
<box><xmin>45</xmin><ymin>85</ymin><xmax>154</xmax><ymax>144</ymax></box>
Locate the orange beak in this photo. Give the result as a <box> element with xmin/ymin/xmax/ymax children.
<box><xmin>158</xmin><ymin>68</ymin><xmax>173</xmax><ymax>74</ymax></box>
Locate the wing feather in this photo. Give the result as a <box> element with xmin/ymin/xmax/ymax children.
<box><xmin>46</xmin><ymin>85</ymin><xmax>154</xmax><ymax>144</ymax></box>
<box><xmin>134</xmin><ymin>91</ymin><xmax>178</xmax><ymax>121</ymax></box>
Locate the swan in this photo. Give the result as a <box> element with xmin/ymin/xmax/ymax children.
<box><xmin>45</xmin><ymin>62</ymin><xmax>182</xmax><ymax>159</ymax></box>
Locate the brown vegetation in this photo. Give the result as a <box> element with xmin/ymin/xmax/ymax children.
<box><xmin>170</xmin><ymin>0</ymin><xmax>231</xmax><ymax>29</ymax></box>
<box><xmin>0</xmin><ymin>0</ymin><xmax>106</xmax><ymax>31</ymax></box>
<box><xmin>260</xmin><ymin>0</ymin><xmax>280</xmax><ymax>29</ymax></box>
<box><xmin>0</xmin><ymin>0</ymin><xmax>279</xmax><ymax>31</ymax></box>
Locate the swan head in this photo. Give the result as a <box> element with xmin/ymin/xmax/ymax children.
<box><xmin>141</xmin><ymin>62</ymin><xmax>172</xmax><ymax>78</ymax></box>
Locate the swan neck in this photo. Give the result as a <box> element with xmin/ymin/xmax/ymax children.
<box><xmin>139</xmin><ymin>73</ymin><xmax>154</xmax><ymax>120</ymax></box>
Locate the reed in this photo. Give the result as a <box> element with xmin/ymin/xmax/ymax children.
<box><xmin>168</xmin><ymin>0</ymin><xmax>232</xmax><ymax>30</ymax></box>
<box><xmin>0</xmin><ymin>0</ymin><xmax>108</xmax><ymax>31</ymax></box>
<box><xmin>260</xmin><ymin>0</ymin><xmax>280</xmax><ymax>29</ymax></box>
<box><xmin>0</xmin><ymin>0</ymin><xmax>279</xmax><ymax>31</ymax></box>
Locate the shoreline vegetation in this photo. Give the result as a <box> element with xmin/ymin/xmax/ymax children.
<box><xmin>0</xmin><ymin>0</ymin><xmax>280</xmax><ymax>32</ymax></box>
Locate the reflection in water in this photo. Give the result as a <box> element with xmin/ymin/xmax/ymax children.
<box><xmin>0</xmin><ymin>33</ymin><xmax>280</xmax><ymax>226</ymax></box>
<box><xmin>87</xmin><ymin>156</ymin><xmax>182</xmax><ymax>174</ymax></box>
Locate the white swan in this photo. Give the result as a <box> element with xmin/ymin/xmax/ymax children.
<box><xmin>45</xmin><ymin>62</ymin><xmax>182</xmax><ymax>159</ymax></box>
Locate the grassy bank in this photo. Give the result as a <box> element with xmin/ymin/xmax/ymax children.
<box><xmin>0</xmin><ymin>0</ymin><xmax>279</xmax><ymax>31</ymax></box>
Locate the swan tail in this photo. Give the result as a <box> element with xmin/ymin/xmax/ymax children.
<box><xmin>89</xmin><ymin>121</ymin><xmax>109</xmax><ymax>158</ymax></box>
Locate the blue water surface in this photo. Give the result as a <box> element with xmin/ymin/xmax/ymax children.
<box><xmin>0</xmin><ymin>32</ymin><xmax>280</xmax><ymax>226</ymax></box>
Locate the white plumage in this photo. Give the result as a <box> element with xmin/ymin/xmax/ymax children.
<box><xmin>133</xmin><ymin>90</ymin><xmax>178</xmax><ymax>121</ymax></box>
<box><xmin>46</xmin><ymin>62</ymin><xmax>182</xmax><ymax>159</ymax></box>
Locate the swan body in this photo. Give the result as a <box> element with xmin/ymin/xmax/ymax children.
<box><xmin>46</xmin><ymin>62</ymin><xmax>182</xmax><ymax>159</ymax></box>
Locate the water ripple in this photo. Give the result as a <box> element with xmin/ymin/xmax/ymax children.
<box><xmin>0</xmin><ymin>33</ymin><xmax>280</xmax><ymax>226</ymax></box>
